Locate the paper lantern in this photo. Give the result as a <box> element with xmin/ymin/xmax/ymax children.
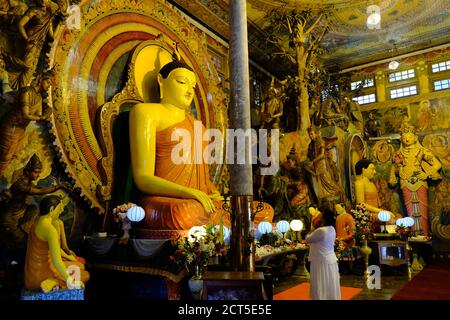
<box><xmin>126</xmin><ymin>205</ymin><xmax>145</xmax><ymax>222</ymax></box>
<box><xmin>290</xmin><ymin>219</ymin><xmax>304</xmax><ymax>232</ymax></box>
<box><xmin>276</xmin><ymin>220</ymin><xmax>290</xmax><ymax>234</ymax></box>
<box><xmin>188</xmin><ymin>226</ymin><xmax>207</xmax><ymax>242</ymax></box>
<box><xmin>258</xmin><ymin>221</ymin><xmax>272</xmax><ymax>235</ymax></box>
<box><xmin>396</xmin><ymin>218</ymin><xmax>406</xmax><ymax>227</ymax></box>
<box><xmin>403</xmin><ymin>217</ymin><xmax>414</xmax><ymax>228</ymax></box>
<box><xmin>377</xmin><ymin>211</ymin><xmax>391</xmax><ymax>222</ymax></box>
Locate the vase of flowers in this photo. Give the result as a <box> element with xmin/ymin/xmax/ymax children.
<box><xmin>396</xmin><ymin>225</ymin><xmax>413</xmax><ymax>241</ymax></box>
<box><xmin>170</xmin><ymin>225</ymin><xmax>228</xmax><ymax>278</ymax></box>
<box><xmin>351</xmin><ymin>204</ymin><xmax>373</xmax><ymax>278</ymax></box>
<box><xmin>351</xmin><ymin>203</ymin><xmax>373</xmax><ymax>245</ymax></box>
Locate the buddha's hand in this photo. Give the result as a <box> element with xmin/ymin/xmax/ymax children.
<box><xmin>209</xmin><ymin>190</ymin><xmax>223</xmax><ymax>201</ymax></box>
<box><xmin>189</xmin><ymin>189</ymin><xmax>215</xmax><ymax>214</ymax></box>
<box><xmin>66</xmin><ymin>254</ymin><xmax>77</xmax><ymax>262</ymax></box>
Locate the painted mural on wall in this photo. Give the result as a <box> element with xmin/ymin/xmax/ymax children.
<box><xmin>410</xmin><ymin>97</ymin><xmax>450</xmax><ymax>134</ymax></box>
<box><xmin>362</xmin><ymin>106</ymin><xmax>409</xmax><ymax>136</ymax></box>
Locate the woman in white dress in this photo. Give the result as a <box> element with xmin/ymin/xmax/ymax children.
<box><xmin>306</xmin><ymin>206</ymin><xmax>341</xmax><ymax>300</ymax></box>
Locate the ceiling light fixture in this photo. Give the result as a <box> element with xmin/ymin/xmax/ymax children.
<box><xmin>388</xmin><ymin>60</ymin><xmax>399</xmax><ymax>70</ymax></box>
<box><xmin>367</xmin><ymin>5</ymin><xmax>381</xmax><ymax>30</ymax></box>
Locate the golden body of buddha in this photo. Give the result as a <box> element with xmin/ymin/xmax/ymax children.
<box><xmin>24</xmin><ymin>195</ymin><xmax>89</xmax><ymax>292</ymax></box>
<box><xmin>354</xmin><ymin>159</ymin><xmax>397</xmax><ymax>225</ymax></box>
<box><xmin>129</xmin><ymin>58</ymin><xmax>273</xmax><ymax>231</ymax></box>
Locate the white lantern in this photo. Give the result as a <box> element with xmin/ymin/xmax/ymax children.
<box><xmin>188</xmin><ymin>226</ymin><xmax>207</xmax><ymax>242</ymax></box>
<box><xmin>403</xmin><ymin>217</ymin><xmax>414</xmax><ymax>228</ymax></box>
<box><xmin>290</xmin><ymin>219</ymin><xmax>304</xmax><ymax>232</ymax></box>
<box><xmin>276</xmin><ymin>220</ymin><xmax>290</xmax><ymax>234</ymax></box>
<box><xmin>258</xmin><ymin>221</ymin><xmax>272</xmax><ymax>235</ymax></box>
<box><xmin>126</xmin><ymin>205</ymin><xmax>145</xmax><ymax>222</ymax></box>
<box><xmin>377</xmin><ymin>211</ymin><xmax>391</xmax><ymax>222</ymax></box>
<box><xmin>396</xmin><ymin>218</ymin><xmax>406</xmax><ymax>227</ymax></box>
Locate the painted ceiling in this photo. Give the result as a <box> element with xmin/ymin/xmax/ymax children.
<box><xmin>171</xmin><ymin>0</ymin><xmax>450</xmax><ymax>77</ymax></box>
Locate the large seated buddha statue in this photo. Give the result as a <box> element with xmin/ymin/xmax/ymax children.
<box><xmin>129</xmin><ymin>53</ymin><xmax>273</xmax><ymax>232</ymax></box>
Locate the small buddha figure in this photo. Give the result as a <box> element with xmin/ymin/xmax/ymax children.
<box><xmin>129</xmin><ymin>53</ymin><xmax>273</xmax><ymax>231</ymax></box>
<box><xmin>335</xmin><ymin>203</ymin><xmax>355</xmax><ymax>248</ymax></box>
<box><xmin>354</xmin><ymin>159</ymin><xmax>397</xmax><ymax>228</ymax></box>
<box><xmin>24</xmin><ymin>195</ymin><xmax>89</xmax><ymax>292</ymax></box>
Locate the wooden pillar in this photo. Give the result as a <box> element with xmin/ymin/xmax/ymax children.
<box><xmin>228</xmin><ymin>0</ymin><xmax>255</xmax><ymax>272</ymax></box>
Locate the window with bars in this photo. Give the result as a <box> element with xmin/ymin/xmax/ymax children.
<box><xmin>388</xmin><ymin>69</ymin><xmax>415</xmax><ymax>82</ymax></box>
<box><xmin>352</xmin><ymin>93</ymin><xmax>376</xmax><ymax>105</ymax></box>
<box><xmin>351</xmin><ymin>78</ymin><xmax>374</xmax><ymax>90</ymax></box>
<box><xmin>431</xmin><ymin>60</ymin><xmax>450</xmax><ymax>73</ymax></box>
<box><xmin>390</xmin><ymin>85</ymin><xmax>417</xmax><ymax>99</ymax></box>
<box><xmin>434</xmin><ymin>78</ymin><xmax>450</xmax><ymax>91</ymax></box>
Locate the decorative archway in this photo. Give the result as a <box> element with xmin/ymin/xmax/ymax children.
<box><xmin>48</xmin><ymin>0</ymin><xmax>227</xmax><ymax>213</ymax></box>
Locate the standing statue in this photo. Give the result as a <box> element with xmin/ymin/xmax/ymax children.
<box><xmin>0</xmin><ymin>68</ymin><xmax>54</xmax><ymax>175</ymax></box>
<box><xmin>17</xmin><ymin>0</ymin><xmax>59</xmax><ymax>88</ymax></box>
<box><xmin>129</xmin><ymin>52</ymin><xmax>273</xmax><ymax>231</ymax></box>
<box><xmin>0</xmin><ymin>154</ymin><xmax>71</xmax><ymax>248</ymax></box>
<box><xmin>389</xmin><ymin>123</ymin><xmax>442</xmax><ymax>236</ymax></box>
<box><xmin>305</xmin><ymin>126</ymin><xmax>342</xmax><ymax>204</ymax></box>
<box><xmin>24</xmin><ymin>195</ymin><xmax>89</xmax><ymax>292</ymax></box>
<box><xmin>260</xmin><ymin>77</ymin><xmax>286</xmax><ymax>130</ymax></box>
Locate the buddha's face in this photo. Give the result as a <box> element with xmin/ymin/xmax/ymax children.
<box><xmin>362</xmin><ymin>163</ymin><xmax>376</xmax><ymax>179</ymax></box>
<box><xmin>160</xmin><ymin>68</ymin><xmax>196</xmax><ymax>110</ymax></box>
<box><xmin>51</xmin><ymin>201</ymin><xmax>65</xmax><ymax>219</ymax></box>
<box><xmin>401</xmin><ymin>132</ymin><xmax>417</xmax><ymax>147</ymax></box>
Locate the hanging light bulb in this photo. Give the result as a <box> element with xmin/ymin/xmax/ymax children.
<box><xmin>367</xmin><ymin>5</ymin><xmax>381</xmax><ymax>30</ymax></box>
<box><xmin>388</xmin><ymin>60</ymin><xmax>399</xmax><ymax>70</ymax></box>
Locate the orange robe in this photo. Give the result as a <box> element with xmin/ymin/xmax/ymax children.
<box><xmin>138</xmin><ymin>115</ymin><xmax>273</xmax><ymax>230</ymax></box>
<box><xmin>24</xmin><ymin>223</ymin><xmax>89</xmax><ymax>290</ymax></box>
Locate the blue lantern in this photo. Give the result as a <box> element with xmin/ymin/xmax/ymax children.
<box><xmin>258</xmin><ymin>221</ymin><xmax>272</xmax><ymax>235</ymax></box>
<box><xmin>403</xmin><ymin>217</ymin><xmax>414</xmax><ymax>228</ymax></box>
<box><xmin>396</xmin><ymin>218</ymin><xmax>405</xmax><ymax>227</ymax></box>
<box><xmin>377</xmin><ymin>211</ymin><xmax>391</xmax><ymax>222</ymax></box>
<box><xmin>276</xmin><ymin>220</ymin><xmax>290</xmax><ymax>234</ymax></box>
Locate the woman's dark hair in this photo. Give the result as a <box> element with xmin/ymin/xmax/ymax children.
<box><xmin>39</xmin><ymin>195</ymin><xmax>62</xmax><ymax>216</ymax></box>
<box><xmin>319</xmin><ymin>204</ymin><xmax>336</xmax><ymax>227</ymax></box>
<box><xmin>355</xmin><ymin>159</ymin><xmax>373</xmax><ymax>175</ymax></box>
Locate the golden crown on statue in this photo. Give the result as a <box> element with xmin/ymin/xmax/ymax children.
<box><xmin>400</xmin><ymin>122</ymin><xmax>416</xmax><ymax>135</ymax></box>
